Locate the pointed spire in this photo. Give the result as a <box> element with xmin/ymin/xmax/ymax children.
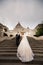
<box><xmin>15</xmin><ymin>22</ymin><xmax>23</xmax><ymax>28</ymax></box>
<box><xmin>17</xmin><ymin>22</ymin><xmax>21</xmax><ymax>26</ymax></box>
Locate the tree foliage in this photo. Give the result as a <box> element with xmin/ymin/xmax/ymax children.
<box><xmin>35</xmin><ymin>27</ymin><xmax>43</xmax><ymax>37</ymax></box>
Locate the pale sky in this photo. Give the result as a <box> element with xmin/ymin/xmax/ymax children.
<box><xmin>0</xmin><ymin>0</ymin><xmax>43</xmax><ymax>30</ymax></box>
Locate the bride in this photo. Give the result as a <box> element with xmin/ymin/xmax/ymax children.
<box><xmin>17</xmin><ymin>32</ymin><xmax>34</xmax><ymax>62</ymax></box>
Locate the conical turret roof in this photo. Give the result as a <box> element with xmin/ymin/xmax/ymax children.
<box><xmin>15</xmin><ymin>22</ymin><xmax>23</xmax><ymax>28</ymax></box>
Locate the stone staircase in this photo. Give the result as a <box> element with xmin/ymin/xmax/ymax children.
<box><xmin>0</xmin><ymin>37</ymin><xmax>43</xmax><ymax>65</ymax></box>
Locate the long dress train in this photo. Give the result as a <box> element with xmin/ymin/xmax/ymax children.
<box><xmin>17</xmin><ymin>32</ymin><xmax>34</xmax><ymax>62</ymax></box>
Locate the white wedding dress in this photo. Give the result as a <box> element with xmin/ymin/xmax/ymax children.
<box><xmin>17</xmin><ymin>32</ymin><xmax>34</xmax><ymax>62</ymax></box>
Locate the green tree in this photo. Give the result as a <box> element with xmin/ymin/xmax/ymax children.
<box><xmin>36</xmin><ymin>27</ymin><xmax>43</xmax><ymax>37</ymax></box>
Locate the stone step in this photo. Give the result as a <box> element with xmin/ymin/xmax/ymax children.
<box><xmin>0</xmin><ymin>50</ymin><xmax>17</xmax><ymax>52</ymax></box>
<box><xmin>0</xmin><ymin>46</ymin><xmax>43</xmax><ymax>48</ymax></box>
<box><xmin>0</xmin><ymin>47</ymin><xmax>43</xmax><ymax>54</ymax></box>
<box><xmin>0</xmin><ymin>54</ymin><xmax>43</xmax><ymax>64</ymax></box>
<box><xmin>32</xmin><ymin>46</ymin><xmax>43</xmax><ymax>48</ymax></box>
<box><xmin>32</xmin><ymin>48</ymin><xmax>43</xmax><ymax>49</ymax></box>
<box><xmin>35</xmin><ymin>53</ymin><xmax>43</xmax><ymax>57</ymax></box>
<box><xmin>27</xmin><ymin>48</ymin><xmax>43</xmax><ymax>51</ymax></box>
<box><xmin>0</xmin><ymin>49</ymin><xmax>43</xmax><ymax>53</ymax></box>
<box><xmin>0</xmin><ymin>52</ymin><xmax>43</xmax><ymax>57</ymax></box>
<box><xmin>0</xmin><ymin>63</ymin><xmax>41</xmax><ymax>65</ymax></box>
<box><xmin>0</xmin><ymin>47</ymin><xmax>43</xmax><ymax>49</ymax></box>
<box><xmin>0</xmin><ymin>56</ymin><xmax>43</xmax><ymax>61</ymax></box>
<box><xmin>0</xmin><ymin>51</ymin><xmax>43</xmax><ymax>64</ymax></box>
<box><xmin>0</xmin><ymin>45</ymin><xmax>16</xmax><ymax>47</ymax></box>
<box><xmin>0</xmin><ymin>53</ymin><xmax>17</xmax><ymax>57</ymax></box>
<box><xmin>33</xmin><ymin>50</ymin><xmax>43</xmax><ymax>53</ymax></box>
<box><xmin>0</xmin><ymin>47</ymin><xmax>17</xmax><ymax>50</ymax></box>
